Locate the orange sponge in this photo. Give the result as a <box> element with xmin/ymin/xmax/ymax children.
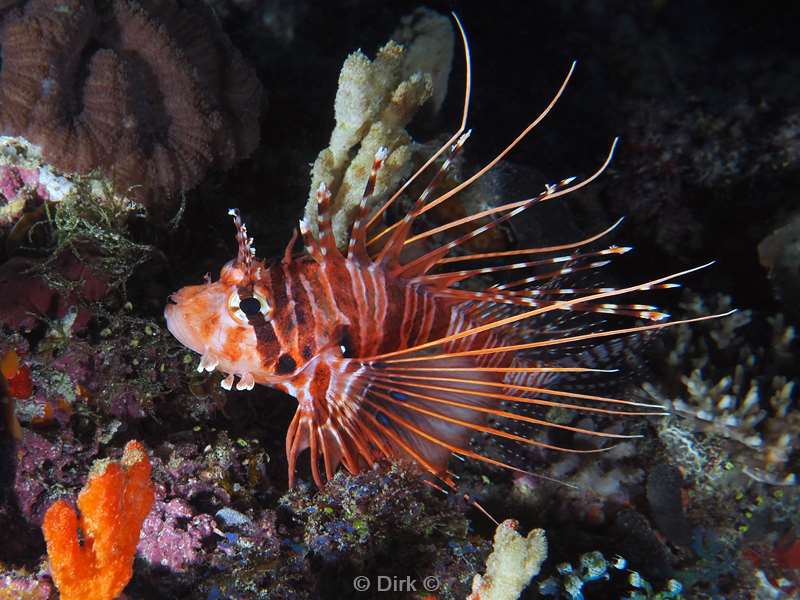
<box><xmin>42</xmin><ymin>440</ymin><xmax>155</xmax><ymax>600</ymax></box>
<box><xmin>0</xmin><ymin>349</ymin><xmax>32</xmax><ymax>399</ymax></box>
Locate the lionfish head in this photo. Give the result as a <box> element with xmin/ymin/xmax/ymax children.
<box><xmin>165</xmin><ymin>209</ymin><xmax>276</xmax><ymax>388</ymax></box>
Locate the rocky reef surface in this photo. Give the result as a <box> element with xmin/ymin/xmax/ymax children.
<box><xmin>0</xmin><ymin>2</ymin><xmax>798</xmax><ymax>599</ymax></box>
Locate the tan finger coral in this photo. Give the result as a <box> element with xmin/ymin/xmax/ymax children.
<box><xmin>0</xmin><ymin>0</ymin><xmax>262</xmax><ymax>204</ymax></box>
<box><xmin>468</xmin><ymin>519</ymin><xmax>548</xmax><ymax>600</ymax></box>
<box><xmin>303</xmin><ymin>8</ymin><xmax>453</xmax><ymax>249</ymax></box>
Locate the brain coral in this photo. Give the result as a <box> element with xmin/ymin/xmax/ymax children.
<box><xmin>0</xmin><ymin>0</ymin><xmax>262</xmax><ymax>201</ymax></box>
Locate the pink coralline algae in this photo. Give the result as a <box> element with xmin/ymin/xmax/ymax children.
<box><xmin>0</xmin><ymin>569</ymin><xmax>54</xmax><ymax>599</ymax></box>
<box><xmin>139</xmin><ymin>492</ymin><xmax>216</xmax><ymax>573</ymax></box>
<box><xmin>0</xmin><ymin>0</ymin><xmax>263</xmax><ymax>202</ymax></box>
<box><xmin>13</xmin><ymin>430</ymin><xmax>99</xmax><ymax>526</ymax></box>
<box><xmin>0</xmin><ymin>163</ymin><xmax>65</xmax><ymax>225</ymax></box>
<box><xmin>0</xmin><ymin>165</ymin><xmax>40</xmax><ymax>201</ymax></box>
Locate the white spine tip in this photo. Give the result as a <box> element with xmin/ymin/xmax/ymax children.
<box><xmin>227</xmin><ymin>208</ymin><xmax>237</xmax><ymax>217</ymax></box>
<box><xmin>375</xmin><ymin>146</ymin><xmax>389</xmax><ymax>161</ymax></box>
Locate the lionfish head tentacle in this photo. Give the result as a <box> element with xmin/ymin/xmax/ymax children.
<box><xmin>227</xmin><ymin>208</ymin><xmax>257</xmax><ymax>284</ymax></box>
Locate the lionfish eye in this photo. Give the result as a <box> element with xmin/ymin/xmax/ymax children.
<box><xmin>228</xmin><ymin>290</ymin><xmax>271</xmax><ymax>323</ymax></box>
<box><xmin>240</xmin><ymin>296</ymin><xmax>262</xmax><ymax>316</ymax></box>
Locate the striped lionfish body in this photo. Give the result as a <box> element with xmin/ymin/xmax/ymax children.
<box><xmin>165</xmin><ymin>21</ymin><xmax>728</xmax><ymax>490</ymax></box>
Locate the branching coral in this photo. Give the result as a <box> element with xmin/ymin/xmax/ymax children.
<box><xmin>648</xmin><ymin>292</ymin><xmax>798</xmax><ymax>486</ymax></box>
<box><xmin>41</xmin><ymin>440</ymin><xmax>155</xmax><ymax>600</ymax></box>
<box><xmin>0</xmin><ymin>0</ymin><xmax>262</xmax><ymax>203</ymax></box>
<box><xmin>468</xmin><ymin>519</ymin><xmax>547</xmax><ymax>600</ymax></box>
<box><xmin>302</xmin><ymin>7</ymin><xmax>453</xmax><ymax>248</ymax></box>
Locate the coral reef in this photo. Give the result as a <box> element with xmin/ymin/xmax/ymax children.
<box><xmin>649</xmin><ymin>292</ymin><xmax>798</xmax><ymax>486</ymax></box>
<box><xmin>0</xmin><ymin>166</ymin><xmax>153</xmax><ymax>333</ymax></box>
<box><xmin>42</xmin><ymin>440</ymin><xmax>154</xmax><ymax>600</ymax></box>
<box><xmin>631</xmin><ymin>290</ymin><xmax>800</xmax><ymax>598</ymax></box>
<box><xmin>139</xmin><ymin>495</ymin><xmax>216</xmax><ymax>573</ymax></box>
<box><xmin>538</xmin><ymin>550</ymin><xmax>684</xmax><ymax>600</ymax></box>
<box><xmin>302</xmin><ymin>7</ymin><xmax>452</xmax><ymax>248</ymax></box>
<box><xmin>0</xmin><ymin>565</ymin><xmax>54</xmax><ymax>600</ymax></box>
<box><xmin>0</xmin><ymin>3</ymin><xmax>797</xmax><ymax>600</ymax></box>
<box><xmin>0</xmin><ymin>137</ymin><xmax>76</xmax><ymax>227</ymax></box>
<box><xmin>0</xmin><ymin>0</ymin><xmax>262</xmax><ymax>203</ymax></box>
<box><xmin>13</xmin><ymin>429</ymin><xmax>98</xmax><ymax>527</ymax></box>
<box><xmin>468</xmin><ymin>519</ymin><xmax>547</xmax><ymax>600</ymax></box>
<box><xmin>277</xmin><ymin>464</ymin><xmax>486</xmax><ymax>599</ymax></box>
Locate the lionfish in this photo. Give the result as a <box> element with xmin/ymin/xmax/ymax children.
<box><xmin>164</xmin><ymin>17</ymin><xmax>728</xmax><ymax>492</ymax></box>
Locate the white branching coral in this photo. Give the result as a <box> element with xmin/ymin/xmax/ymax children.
<box><xmin>649</xmin><ymin>292</ymin><xmax>798</xmax><ymax>486</ymax></box>
<box><xmin>468</xmin><ymin>519</ymin><xmax>547</xmax><ymax>600</ymax></box>
<box><xmin>303</xmin><ymin>8</ymin><xmax>453</xmax><ymax>249</ymax></box>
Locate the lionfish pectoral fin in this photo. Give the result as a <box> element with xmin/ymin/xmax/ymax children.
<box><xmin>284</xmin><ymin>396</ymin><xmax>370</xmax><ymax>488</ymax></box>
<box><xmin>282</xmin><ymin>358</ymin><xmax>479</xmax><ymax>488</ymax></box>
